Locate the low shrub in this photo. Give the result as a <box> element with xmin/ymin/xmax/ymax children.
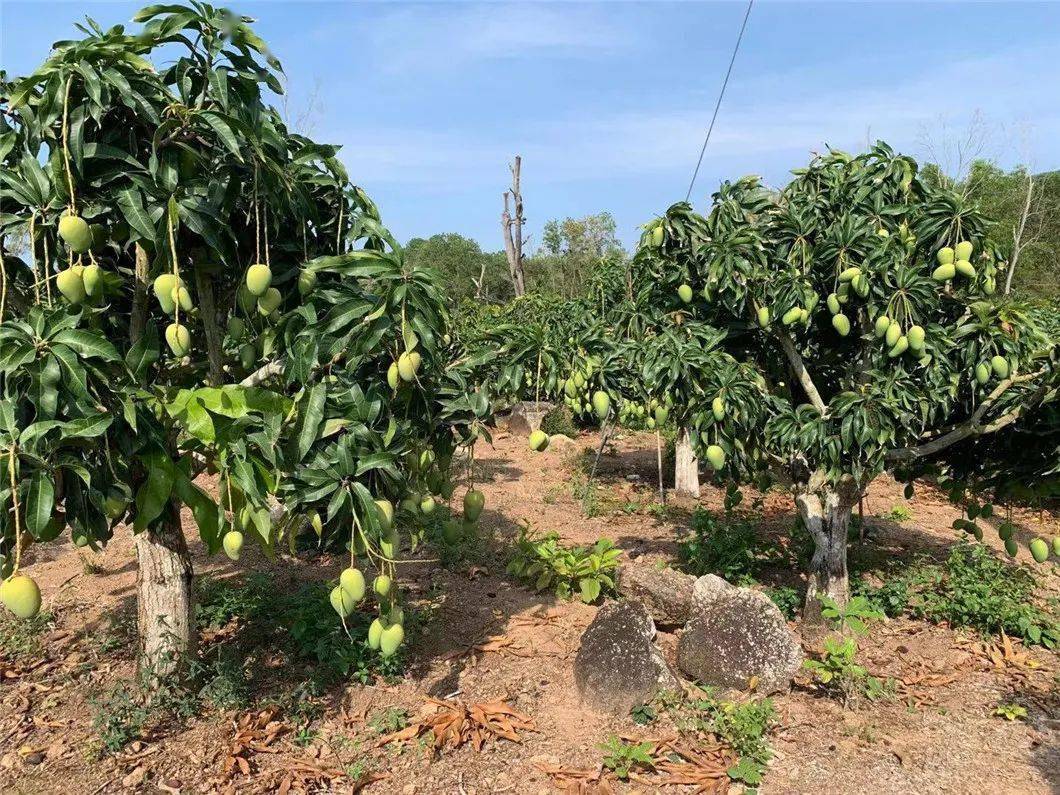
<box><xmin>855</xmin><ymin>542</ymin><xmax>1059</xmax><ymax>647</ymax></box>
<box><xmin>507</xmin><ymin>529</ymin><xmax>620</xmax><ymax>603</ymax></box>
<box><xmin>679</xmin><ymin>509</ymin><xmax>789</xmax><ymax>585</ymax></box>
<box><xmin>540</xmin><ymin>404</ymin><xmax>578</xmax><ymax>438</ymax></box>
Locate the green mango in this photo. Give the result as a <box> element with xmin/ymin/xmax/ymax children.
<box><xmin>0</xmin><ymin>575</ymin><xmax>41</xmax><ymax>619</ymax></box>
<box><xmin>826</xmin><ymin>293</ymin><xmax>841</xmax><ymax>315</ymax></box>
<box><xmin>885</xmin><ymin>322</ymin><xmax>902</xmax><ymax>347</ymax></box>
<box><xmin>340</xmin><ymin>567</ymin><xmax>366</xmax><ymax>602</ymax></box>
<box><xmin>888</xmin><ymin>335</ymin><xmax>909</xmax><ymax>358</ymax></box>
<box><xmin>874</xmin><ymin>315</ymin><xmax>891</xmax><ymax>338</ymax></box>
<box><xmin>936</xmin><ymin>247</ymin><xmax>955</xmax><ymax>265</ymax></box>
<box><xmin>907</xmin><ymin>325</ymin><xmax>925</xmax><ymax>350</ymax></box>
<box><xmin>705</xmin><ymin>445</ymin><xmax>726</xmax><ymax>470</ymax></box>
<box><xmin>1029</xmin><ymin>538</ymin><xmax>1049</xmax><ymax>563</ymax></box>
<box><xmin>245</xmin><ymin>263</ymin><xmax>272</xmax><ymax>296</ymax></box>
<box><xmin>529</xmin><ymin>429</ymin><xmax>549</xmax><ymax>451</ymax></box>
<box><xmin>832</xmin><ymin>313</ymin><xmax>851</xmax><ymax>336</ymax></box>
<box><xmin>990</xmin><ymin>355</ymin><xmax>1009</xmax><ymax>379</ymax></box>
<box><xmin>222</xmin><ymin>530</ymin><xmax>244</xmax><ymax>561</ymax></box>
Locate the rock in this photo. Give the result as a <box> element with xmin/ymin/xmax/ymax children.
<box><xmin>506</xmin><ymin>401</ymin><xmax>554</xmax><ymax>435</ymax></box>
<box><xmin>548</xmin><ymin>434</ymin><xmax>579</xmax><ymax>451</ymax></box>
<box><xmin>616</xmin><ymin>560</ymin><xmax>696</xmax><ymax>628</ymax></box>
<box><xmin>574</xmin><ymin>600</ymin><xmax>679</xmax><ymax>714</ymax></box>
<box><xmin>677</xmin><ymin>575</ymin><xmax>802</xmax><ymax>695</ymax></box>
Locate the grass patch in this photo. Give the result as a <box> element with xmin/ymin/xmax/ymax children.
<box><xmin>0</xmin><ymin>610</ymin><xmax>54</xmax><ymax>662</ymax></box>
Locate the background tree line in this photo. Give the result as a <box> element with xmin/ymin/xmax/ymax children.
<box><xmin>408</xmin><ymin>160</ymin><xmax>1058</xmax><ymax>308</ymax></box>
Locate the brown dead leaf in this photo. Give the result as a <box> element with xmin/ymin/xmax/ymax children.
<box><xmin>533</xmin><ymin>763</ymin><xmax>614</xmax><ymax>795</ymax></box>
<box><xmin>223</xmin><ymin>706</ymin><xmax>287</xmax><ymax>777</ymax></box>
<box><xmin>378</xmin><ymin>697</ymin><xmax>535</xmax><ymax>755</ymax></box>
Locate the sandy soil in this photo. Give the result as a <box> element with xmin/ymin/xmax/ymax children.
<box><xmin>1</xmin><ymin>427</ymin><xmax>1057</xmax><ymax>794</ymax></box>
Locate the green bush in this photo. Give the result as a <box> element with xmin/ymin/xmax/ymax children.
<box><xmin>764</xmin><ymin>586</ymin><xmax>800</xmax><ymax>620</ymax></box>
<box><xmin>540</xmin><ymin>404</ymin><xmax>577</xmax><ymax>438</ymax></box>
<box><xmin>856</xmin><ymin>542</ymin><xmax>1059</xmax><ymax>647</ymax></box>
<box><xmin>507</xmin><ymin>529</ymin><xmax>620</xmax><ymax>603</ymax></box>
<box><xmin>679</xmin><ymin>509</ymin><xmax>788</xmax><ymax>584</ymax></box>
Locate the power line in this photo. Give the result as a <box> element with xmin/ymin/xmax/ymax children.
<box><xmin>685</xmin><ymin>0</ymin><xmax>755</xmax><ymax>203</ymax></box>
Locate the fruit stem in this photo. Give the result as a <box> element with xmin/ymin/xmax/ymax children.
<box><xmin>42</xmin><ymin>232</ymin><xmax>53</xmax><ymax>306</ymax></box>
<box><xmin>167</xmin><ymin>207</ymin><xmax>181</xmax><ymax>327</ymax></box>
<box><xmin>28</xmin><ymin>212</ymin><xmax>41</xmax><ymax>305</ymax></box>
<box><xmin>6</xmin><ymin>445</ymin><xmax>23</xmax><ymax>576</ymax></box>
<box><xmin>61</xmin><ymin>74</ymin><xmax>77</xmax><ymax>214</ymax></box>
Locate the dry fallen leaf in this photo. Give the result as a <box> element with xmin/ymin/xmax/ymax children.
<box><xmin>378</xmin><ymin>697</ymin><xmax>535</xmax><ymax>755</ymax></box>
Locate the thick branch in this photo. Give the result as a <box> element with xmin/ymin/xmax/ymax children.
<box><xmin>129</xmin><ymin>243</ymin><xmax>151</xmax><ymax>345</ymax></box>
<box><xmin>777</xmin><ymin>332</ymin><xmax>827</xmax><ymax>414</ymax></box>
<box><xmin>240</xmin><ymin>359</ymin><xmax>285</xmax><ymax>387</ymax></box>
<box><xmin>887</xmin><ymin>369</ymin><xmax>1050</xmax><ymax>463</ymax></box>
<box><xmin>194</xmin><ymin>268</ymin><xmax>224</xmax><ymax>386</ymax></box>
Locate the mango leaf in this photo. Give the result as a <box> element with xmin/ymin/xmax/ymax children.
<box><xmin>133</xmin><ymin>449</ymin><xmax>176</xmax><ymax>532</ymax></box>
<box><xmin>24</xmin><ymin>471</ymin><xmax>55</xmax><ymax>539</ymax></box>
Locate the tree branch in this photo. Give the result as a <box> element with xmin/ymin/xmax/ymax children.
<box><xmin>240</xmin><ymin>359</ymin><xmax>285</xmax><ymax>387</ymax></box>
<box><xmin>777</xmin><ymin>332</ymin><xmax>827</xmax><ymax>414</ymax></box>
<box><xmin>887</xmin><ymin>369</ymin><xmax>1051</xmax><ymax>463</ymax></box>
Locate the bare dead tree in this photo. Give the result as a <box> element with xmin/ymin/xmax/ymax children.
<box><xmin>502</xmin><ymin>156</ymin><xmax>527</xmax><ymax>297</ymax></box>
<box><xmin>916</xmin><ymin>111</ymin><xmax>994</xmax><ymax>194</ymax></box>
<box><xmin>1005</xmin><ymin>168</ymin><xmax>1050</xmax><ymax>295</ymax></box>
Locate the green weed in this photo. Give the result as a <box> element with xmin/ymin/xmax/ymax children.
<box><xmin>507</xmin><ymin>529</ymin><xmax>620</xmax><ymax>603</ymax></box>
<box><xmin>599</xmin><ymin>735</ymin><xmax>654</xmax><ymax>780</ymax></box>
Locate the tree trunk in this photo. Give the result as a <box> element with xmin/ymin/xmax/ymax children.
<box><xmin>674</xmin><ymin>427</ymin><xmax>700</xmax><ymax>497</ymax></box>
<box><xmin>135</xmin><ymin>502</ymin><xmax>194</xmax><ymax>686</ymax></box>
<box><xmin>501</xmin><ymin>156</ymin><xmax>526</xmax><ymax>297</ymax></box>
<box><xmin>797</xmin><ymin>487</ymin><xmax>856</xmax><ymax>624</ymax></box>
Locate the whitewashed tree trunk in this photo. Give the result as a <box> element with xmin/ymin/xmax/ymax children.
<box><xmin>796</xmin><ymin>487</ymin><xmax>855</xmax><ymax>624</ymax></box>
<box><xmin>674</xmin><ymin>427</ymin><xmax>700</xmax><ymax>497</ymax></box>
<box><xmin>135</xmin><ymin>503</ymin><xmax>194</xmax><ymax>685</ymax></box>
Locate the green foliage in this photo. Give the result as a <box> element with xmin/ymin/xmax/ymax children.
<box><xmin>405</xmin><ymin>233</ymin><xmax>511</xmax><ymax>305</ymax></box>
<box><xmin>661</xmin><ymin>690</ymin><xmax>776</xmax><ymax>787</ymax></box>
<box><xmin>803</xmin><ymin>636</ymin><xmax>893</xmax><ymax>706</ymax></box>
<box><xmin>598</xmin><ymin>735</ymin><xmax>654</xmax><ymax>780</ymax></box>
<box><xmin>993</xmin><ymin>702</ymin><xmax>1028</xmax><ymax>721</ymax></box>
<box><xmin>540</xmin><ymin>404</ymin><xmax>578</xmax><ymax>438</ymax></box>
<box><xmin>629</xmin><ymin>702</ymin><xmax>657</xmax><ymax>726</ymax></box>
<box><xmin>882</xmin><ymin>504</ymin><xmax>913</xmax><ymax>522</ymax></box>
<box><xmin>506</xmin><ymin>529</ymin><xmax>620</xmax><ymax>603</ymax></box>
<box><xmin>818</xmin><ymin>595</ymin><xmax>884</xmax><ymax>636</ymax></box>
<box><xmin>679</xmin><ymin>509</ymin><xmax>788</xmax><ymax>585</ymax></box>
<box><xmin>90</xmin><ymin>662</ymin><xmax>199</xmax><ymax>754</ymax></box>
<box><xmin>764</xmin><ymin>586</ymin><xmax>800</xmax><ymax>620</ymax></box>
<box><xmin>368</xmin><ymin>706</ymin><xmax>409</xmax><ymax>734</ymax></box>
<box><xmin>196</xmin><ymin>575</ymin><xmax>404</xmax><ymax>685</ymax></box>
<box><xmin>856</xmin><ymin>543</ymin><xmax>1059</xmax><ymax>647</ymax></box>
<box><xmin>0</xmin><ymin>610</ymin><xmax>53</xmax><ymax>661</ymax></box>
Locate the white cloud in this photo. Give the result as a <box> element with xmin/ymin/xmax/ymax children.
<box><xmin>328</xmin><ymin>38</ymin><xmax>1060</xmax><ymax>194</ymax></box>
<box><xmin>356</xmin><ymin>2</ymin><xmax>640</xmax><ymax>73</ymax></box>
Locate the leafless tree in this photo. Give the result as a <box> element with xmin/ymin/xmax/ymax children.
<box><xmin>501</xmin><ymin>156</ymin><xmax>526</xmax><ymax>297</ymax></box>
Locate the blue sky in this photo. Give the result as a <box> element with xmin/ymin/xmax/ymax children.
<box><xmin>3</xmin><ymin>2</ymin><xmax>1059</xmax><ymax>251</ymax></box>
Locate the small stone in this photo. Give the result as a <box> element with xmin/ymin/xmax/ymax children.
<box><xmin>677</xmin><ymin>575</ymin><xmax>802</xmax><ymax>694</ymax></box>
<box><xmin>616</xmin><ymin>559</ymin><xmax>696</xmax><ymax>628</ymax></box>
<box><xmin>507</xmin><ymin>401</ymin><xmax>554</xmax><ymax>435</ymax></box>
<box><xmin>574</xmin><ymin>600</ymin><xmax>679</xmax><ymax>714</ymax></box>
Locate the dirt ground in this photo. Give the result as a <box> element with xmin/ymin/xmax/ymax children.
<box><xmin>1</xmin><ymin>427</ymin><xmax>1057</xmax><ymax>794</ymax></box>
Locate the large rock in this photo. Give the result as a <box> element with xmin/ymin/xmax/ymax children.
<box><xmin>616</xmin><ymin>560</ymin><xmax>696</xmax><ymax>628</ymax></box>
<box><xmin>677</xmin><ymin>575</ymin><xmax>802</xmax><ymax>695</ymax></box>
<box><xmin>506</xmin><ymin>401</ymin><xmax>554</xmax><ymax>435</ymax></box>
<box><xmin>574</xmin><ymin>600</ymin><xmax>679</xmax><ymax>714</ymax></box>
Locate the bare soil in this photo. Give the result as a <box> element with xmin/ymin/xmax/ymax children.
<box><xmin>1</xmin><ymin>428</ymin><xmax>1057</xmax><ymax>794</ymax></box>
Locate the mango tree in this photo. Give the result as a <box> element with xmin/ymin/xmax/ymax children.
<box><xmin>0</xmin><ymin>3</ymin><xmax>484</xmax><ymax>679</ymax></box>
<box><xmin>644</xmin><ymin>144</ymin><xmax>1056</xmax><ymax>620</ymax></box>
